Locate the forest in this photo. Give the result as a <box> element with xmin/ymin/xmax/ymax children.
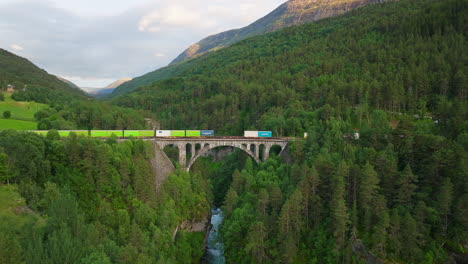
<box><xmin>0</xmin><ymin>130</ymin><xmax>212</xmax><ymax>263</ymax></box>
<box><xmin>0</xmin><ymin>0</ymin><xmax>466</xmax><ymax>263</ymax></box>
<box><xmin>111</xmin><ymin>0</ymin><xmax>467</xmax><ymax>138</ymax></box>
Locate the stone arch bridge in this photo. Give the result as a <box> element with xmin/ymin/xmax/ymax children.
<box><xmin>154</xmin><ymin>137</ymin><xmax>289</xmax><ymax>171</ymax></box>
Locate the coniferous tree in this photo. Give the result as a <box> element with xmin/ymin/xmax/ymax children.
<box><xmin>395</xmin><ymin>164</ymin><xmax>418</xmax><ymax>207</ymax></box>
<box><xmin>438</xmin><ymin>177</ymin><xmax>454</xmax><ymax>236</ymax></box>
<box><xmin>331</xmin><ymin>162</ymin><xmax>349</xmax><ymax>251</ymax></box>
<box><xmin>359</xmin><ymin>162</ymin><xmax>380</xmax><ymax>232</ymax></box>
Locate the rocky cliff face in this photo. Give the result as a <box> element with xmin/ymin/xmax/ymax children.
<box><xmin>171</xmin><ymin>0</ymin><xmax>387</xmax><ymax>64</ymax></box>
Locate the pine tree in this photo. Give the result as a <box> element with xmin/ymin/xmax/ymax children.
<box><xmin>438</xmin><ymin>177</ymin><xmax>453</xmax><ymax>236</ymax></box>
<box><xmin>395</xmin><ymin>164</ymin><xmax>418</xmax><ymax>207</ymax></box>
<box><xmin>245</xmin><ymin>222</ymin><xmax>268</xmax><ymax>264</ymax></box>
<box><xmin>331</xmin><ymin>162</ymin><xmax>349</xmax><ymax>251</ymax></box>
<box><xmin>359</xmin><ymin>163</ymin><xmax>380</xmax><ymax>231</ymax></box>
<box><xmin>400</xmin><ymin>211</ymin><xmax>421</xmax><ymax>261</ymax></box>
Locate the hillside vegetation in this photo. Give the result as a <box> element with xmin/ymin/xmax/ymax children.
<box><xmin>0</xmin><ymin>49</ymin><xmax>151</xmax><ymax>130</ymax></box>
<box><xmin>0</xmin><ymin>49</ymin><xmax>85</xmax><ymax>102</ymax></box>
<box><xmin>112</xmin><ymin>0</ymin><xmax>467</xmax><ymax>138</ymax></box>
<box><xmin>112</xmin><ymin>0</ymin><xmax>387</xmax><ymax>96</ymax></box>
<box><xmin>170</xmin><ymin>0</ymin><xmax>386</xmax><ymax>64</ymax></box>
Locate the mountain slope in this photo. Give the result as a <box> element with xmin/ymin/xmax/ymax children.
<box><xmin>111</xmin><ymin>0</ymin><xmax>467</xmax><ymax>135</ymax></box>
<box><xmin>82</xmin><ymin>78</ymin><xmax>132</xmax><ymax>96</ymax></box>
<box><xmin>0</xmin><ymin>49</ymin><xmax>149</xmax><ymax>131</ymax></box>
<box><xmin>0</xmin><ymin>49</ymin><xmax>85</xmax><ymax>101</ymax></box>
<box><xmin>105</xmin><ymin>78</ymin><xmax>132</xmax><ymax>90</ymax></box>
<box><xmin>110</xmin><ymin>0</ymin><xmax>387</xmax><ymax>97</ymax></box>
<box><xmin>171</xmin><ymin>0</ymin><xmax>387</xmax><ymax>64</ymax></box>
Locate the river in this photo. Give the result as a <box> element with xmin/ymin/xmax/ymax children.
<box><xmin>204</xmin><ymin>208</ymin><xmax>225</xmax><ymax>264</ymax></box>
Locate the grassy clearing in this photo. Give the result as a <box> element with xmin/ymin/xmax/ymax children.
<box><xmin>0</xmin><ymin>185</ymin><xmax>26</xmax><ymax>216</ymax></box>
<box><xmin>0</xmin><ymin>184</ymin><xmax>40</xmax><ymax>229</ymax></box>
<box><xmin>0</xmin><ymin>119</ymin><xmax>37</xmax><ymax>130</ymax></box>
<box><xmin>0</xmin><ymin>92</ymin><xmax>45</xmax><ymax>130</ymax></box>
<box><xmin>0</xmin><ymin>93</ymin><xmax>47</xmax><ymax>121</ymax></box>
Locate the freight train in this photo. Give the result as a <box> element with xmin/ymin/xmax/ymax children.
<box><xmin>29</xmin><ymin>130</ymin><xmax>274</xmax><ymax>138</ymax></box>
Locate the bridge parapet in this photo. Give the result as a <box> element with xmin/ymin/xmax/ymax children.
<box><xmin>154</xmin><ymin>137</ymin><xmax>289</xmax><ymax>171</ymax></box>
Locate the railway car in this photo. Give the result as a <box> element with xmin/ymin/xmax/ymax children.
<box><xmin>186</xmin><ymin>130</ymin><xmax>201</xmax><ymax>137</ymax></box>
<box><xmin>201</xmin><ymin>130</ymin><xmax>214</xmax><ymax>136</ymax></box>
<box><xmin>156</xmin><ymin>130</ymin><xmax>215</xmax><ymax>137</ymax></box>
<box><xmin>244</xmin><ymin>131</ymin><xmax>273</xmax><ymax>137</ymax></box>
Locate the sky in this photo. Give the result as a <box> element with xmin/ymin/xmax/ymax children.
<box><xmin>0</xmin><ymin>0</ymin><xmax>285</xmax><ymax>88</ymax></box>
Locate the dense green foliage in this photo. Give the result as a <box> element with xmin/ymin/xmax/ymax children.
<box><xmin>217</xmin><ymin>108</ymin><xmax>467</xmax><ymax>263</ymax></box>
<box><xmin>3</xmin><ymin>110</ymin><xmax>11</xmax><ymax>119</ymax></box>
<box><xmin>32</xmin><ymin>100</ymin><xmax>149</xmax><ymax>130</ymax></box>
<box><xmin>0</xmin><ymin>131</ymin><xmax>210</xmax><ymax>263</ymax></box>
<box><xmin>112</xmin><ymin>0</ymin><xmax>467</xmax><ymax>138</ymax></box>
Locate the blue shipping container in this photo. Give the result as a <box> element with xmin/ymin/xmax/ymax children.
<box><xmin>258</xmin><ymin>131</ymin><xmax>272</xmax><ymax>137</ymax></box>
<box><xmin>201</xmin><ymin>130</ymin><xmax>215</xmax><ymax>136</ymax></box>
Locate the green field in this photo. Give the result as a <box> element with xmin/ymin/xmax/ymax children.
<box><xmin>0</xmin><ymin>119</ymin><xmax>38</xmax><ymax>130</ymax></box>
<box><xmin>0</xmin><ymin>93</ymin><xmax>47</xmax><ymax>121</ymax></box>
<box><xmin>0</xmin><ymin>93</ymin><xmax>47</xmax><ymax>130</ymax></box>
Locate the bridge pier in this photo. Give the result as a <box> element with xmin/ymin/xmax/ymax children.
<box><xmin>178</xmin><ymin>143</ymin><xmax>186</xmax><ymax>167</ymax></box>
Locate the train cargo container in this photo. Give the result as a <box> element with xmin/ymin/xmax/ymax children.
<box><xmin>63</xmin><ymin>130</ymin><xmax>90</xmax><ymax>137</ymax></box>
<box><xmin>123</xmin><ymin>130</ymin><xmax>154</xmax><ymax>137</ymax></box>
<box><xmin>138</xmin><ymin>130</ymin><xmax>155</xmax><ymax>137</ymax></box>
<box><xmin>201</xmin><ymin>130</ymin><xmax>214</xmax><ymax>136</ymax></box>
<box><xmin>31</xmin><ymin>131</ymin><xmax>48</xmax><ymax>136</ymax></box>
<box><xmin>186</xmin><ymin>130</ymin><xmax>201</xmax><ymax>137</ymax></box>
<box><xmin>156</xmin><ymin>130</ymin><xmax>171</xmax><ymax>137</ymax></box>
<box><xmin>170</xmin><ymin>130</ymin><xmax>186</xmax><ymax>137</ymax></box>
<box><xmin>91</xmin><ymin>130</ymin><xmax>123</xmax><ymax>137</ymax></box>
<box><xmin>244</xmin><ymin>131</ymin><xmax>273</xmax><ymax>137</ymax></box>
<box><xmin>244</xmin><ymin>131</ymin><xmax>258</xmax><ymax>137</ymax></box>
<box><xmin>258</xmin><ymin>131</ymin><xmax>273</xmax><ymax>137</ymax></box>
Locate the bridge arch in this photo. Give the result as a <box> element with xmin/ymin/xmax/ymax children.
<box><xmin>186</xmin><ymin>144</ymin><xmax>260</xmax><ymax>171</ymax></box>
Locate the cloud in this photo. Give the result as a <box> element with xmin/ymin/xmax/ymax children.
<box><xmin>10</xmin><ymin>44</ymin><xmax>24</xmax><ymax>51</ymax></box>
<box><xmin>0</xmin><ymin>0</ymin><xmax>286</xmax><ymax>87</ymax></box>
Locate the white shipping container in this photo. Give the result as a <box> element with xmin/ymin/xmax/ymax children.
<box><xmin>156</xmin><ymin>130</ymin><xmax>171</xmax><ymax>137</ymax></box>
<box><xmin>244</xmin><ymin>131</ymin><xmax>259</xmax><ymax>137</ymax></box>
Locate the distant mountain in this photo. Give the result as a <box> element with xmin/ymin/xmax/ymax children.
<box><xmin>82</xmin><ymin>78</ymin><xmax>132</xmax><ymax>96</ymax></box>
<box><xmin>0</xmin><ymin>48</ymin><xmax>85</xmax><ymax>101</ymax></box>
<box><xmin>171</xmin><ymin>0</ymin><xmax>387</xmax><ymax>64</ymax></box>
<box><xmin>111</xmin><ymin>0</ymin><xmax>387</xmax><ymax>97</ymax></box>
<box><xmin>105</xmin><ymin>78</ymin><xmax>132</xmax><ymax>90</ymax></box>
<box><xmin>56</xmin><ymin>76</ymin><xmax>80</xmax><ymax>89</ymax></box>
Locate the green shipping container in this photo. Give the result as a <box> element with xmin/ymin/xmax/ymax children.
<box><xmin>60</xmin><ymin>130</ymin><xmax>89</xmax><ymax>137</ymax></box>
<box><xmin>186</xmin><ymin>130</ymin><xmax>201</xmax><ymax>137</ymax></box>
<box><xmin>73</xmin><ymin>131</ymin><xmax>90</xmax><ymax>136</ymax></box>
<box><xmin>58</xmin><ymin>131</ymin><xmax>71</xmax><ymax>137</ymax></box>
<box><xmin>91</xmin><ymin>130</ymin><xmax>122</xmax><ymax>137</ymax></box>
<box><xmin>138</xmin><ymin>130</ymin><xmax>155</xmax><ymax>137</ymax></box>
<box><xmin>170</xmin><ymin>130</ymin><xmax>185</xmax><ymax>137</ymax></box>
<box><xmin>32</xmin><ymin>131</ymin><xmax>48</xmax><ymax>136</ymax></box>
<box><xmin>124</xmin><ymin>131</ymin><xmax>140</xmax><ymax>137</ymax></box>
